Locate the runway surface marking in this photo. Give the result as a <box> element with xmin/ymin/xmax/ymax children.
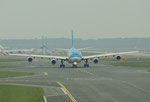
<box><xmin>45</xmin><ymin>94</ymin><xmax>65</xmax><ymax>97</ymax></box>
<box><xmin>0</xmin><ymin>83</ymin><xmax>51</xmax><ymax>88</ymax></box>
<box><xmin>61</xmin><ymin>88</ymin><xmax>67</xmax><ymax>94</ymax></box>
<box><xmin>44</xmin><ymin>96</ymin><xmax>48</xmax><ymax>102</ymax></box>
<box><xmin>66</xmin><ymin>77</ymin><xmax>112</xmax><ymax>81</ymax></box>
<box><xmin>3</xmin><ymin>72</ymin><xmax>44</xmax><ymax>79</ymax></box>
<box><xmin>57</xmin><ymin>82</ymin><xmax>77</xmax><ymax>102</ymax></box>
<box><xmin>44</xmin><ymin>72</ymin><xmax>48</xmax><ymax>75</ymax></box>
<box><xmin>76</xmin><ymin>68</ymin><xmax>150</xmax><ymax>94</ymax></box>
<box><xmin>120</xmin><ymin>80</ymin><xmax>150</xmax><ymax>94</ymax></box>
<box><xmin>27</xmin><ymin>66</ymin><xmax>37</xmax><ymax>68</ymax></box>
<box><xmin>0</xmin><ymin>80</ymin><xmax>56</xmax><ymax>83</ymax></box>
<box><xmin>77</xmin><ymin>68</ymin><xmax>95</xmax><ymax>75</ymax></box>
<box><xmin>71</xmin><ymin>68</ymin><xmax>150</xmax><ymax>94</ymax></box>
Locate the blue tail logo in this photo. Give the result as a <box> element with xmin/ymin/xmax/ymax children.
<box><xmin>72</xmin><ymin>30</ymin><xmax>74</xmax><ymax>48</ymax></box>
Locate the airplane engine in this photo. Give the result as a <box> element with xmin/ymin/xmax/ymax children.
<box><xmin>28</xmin><ymin>57</ymin><xmax>33</xmax><ymax>62</ymax></box>
<box><xmin>51</xmin><ymin>59</ymin><xmax>56</xmax><ymax>64</ymax></box>
<box><xmin>93</xmin><ymin>58</ymin><xmax>99</xmax><ymax>64</ymax></box>
<box><xmin>116</xmin><ymin>56</ymin><xmax>121</xmax><ymax>60</ymax></box>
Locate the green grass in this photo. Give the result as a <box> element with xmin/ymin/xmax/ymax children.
<box><xmin>0</xmin><ymin>56</ymin><xmax>26</xmax><ymax>62</ymax></box>
<box><xmin>0</xmin><ymin>71</ymin><xmax>34</xmax><ymax>78</ymax></box>
<box><xmin>0</xmin><ymin>65</ymin><xmax>22</xmax><ymax>68</ymax></box>
<box><xmin>112</xmin><ymin>58</ymin><xmax>150</xmax><ymax>68</ymax></box>
<box><xmin>0</xmin><ymin>59</ymin><xmax>26</xmax><ymax>62</ymax></box>
<box><xmin>0</xmin><ymin>56</ymin><xmax>25</xmax><ymax>68</ymax></box>
<box><xmin>0</xmin><ymin>85</ymin><xmax>44</xmax><ymax>102</ymax></box>
<box><xmin>113</xmin><ymin>62</ymin><xmax>150</xmax><ymax>67</ymax></box>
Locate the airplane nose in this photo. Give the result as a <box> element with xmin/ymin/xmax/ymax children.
<box><xmin>73</xmin><ymin>62</ymin><xmax>77</xmax><ymax>65</ymax></box>
<box><xmin>70</xmin><ymin>57</ymin><xmax>81</xmax><ymax>63</ymax></box>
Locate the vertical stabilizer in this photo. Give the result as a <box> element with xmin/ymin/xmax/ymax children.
<box><xmin>72</xmin><ymin>30</ymin><xmax>74</xmax><ymax>48</ymax></box>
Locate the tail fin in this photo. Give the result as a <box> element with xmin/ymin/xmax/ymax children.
<box><xmin>72</xmin><ymin>30</ymin><xmax>74</xmax><ymax>48</ymax></box>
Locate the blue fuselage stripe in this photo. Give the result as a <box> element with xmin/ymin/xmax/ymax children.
<box><xmin>69</xmin><ymin>56</ymin><xmax>81</xmax><ymax>58</ymax></box>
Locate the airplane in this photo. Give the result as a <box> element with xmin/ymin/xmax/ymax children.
<box><xmin>0</xmin><ymin>46</ymin><xmax>35</xmax><ymax>55</ymax></box>
<box><xmin>9</xmin><ymin>31</ymin><xmax>139</xmax><ymax>68</ymax></box>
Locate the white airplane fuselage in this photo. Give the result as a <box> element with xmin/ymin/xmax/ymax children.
<box><xmin>68</xmin><ymin>48</ymin><xmax>82</xmax><ymax>65</ymax></box>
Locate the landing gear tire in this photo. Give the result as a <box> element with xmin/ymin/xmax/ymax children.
<box><xmin>72</xmin><ymin>65</ymin><xmax>77</xmax><ymax>68</ymax></box>
<box><xmin>84</xmin><ymin>64</ymin><xmax>89</xmax><ymax>68</ymax></box>
<box><xmin>60</xmin><ymin>64</ymin><xmax>65</xmax><ymax>68</ymax></box>
<box><xmin>87</xmin><ymin>64</ymin><xmax>89</xmax><ymax>68</ymax></box>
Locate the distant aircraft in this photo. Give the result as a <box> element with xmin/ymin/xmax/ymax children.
<box><xmin>10</xmin><ymin>31</ymin><xmax>138</xmax><ymax>68</ymax></box>
<box><xmin>0</xmin><ymin>45</ymin><xmax>34</xmax><ymax>55</ymax></box>
<box><xmin>0</xmin><ymin>45</ymin><xmax>8</xmax><ymax>50</ymax></box>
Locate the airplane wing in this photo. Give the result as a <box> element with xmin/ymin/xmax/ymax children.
<box><xmin>9</xmin><ymin>54</ymin><xmax>68</xmax><ymax>60</ymax></box>
<box><xmin>82</xmin><ymin>51</ymin><xmax>139</xmax><ymax>59</ymax></box>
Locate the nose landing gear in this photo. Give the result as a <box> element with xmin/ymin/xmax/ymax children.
<box><xmin>72</xmin><ymin>64</ymin><xmax>77</xmax><ymax>68</ymax></box>
<box><xmin>72</xmin><ymin>62</ymin><xmax>78</xmax><ymax>68</ymax></box>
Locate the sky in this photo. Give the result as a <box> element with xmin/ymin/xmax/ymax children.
<box><xmin>0</xmin><ymin>0</ymin><xmax>150</xmax><ymax>39</ymax></box>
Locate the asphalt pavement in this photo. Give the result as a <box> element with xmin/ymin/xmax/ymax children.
<box><xmin>0</xmin><ymin>58</ymin><xmax>150</xmax><ymax>102</ymax></box>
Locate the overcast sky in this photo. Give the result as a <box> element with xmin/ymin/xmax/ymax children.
<box><xmin>0</xmin><ymin>0</ymin><xmax>150</xmax><ymax>39</ymax></box>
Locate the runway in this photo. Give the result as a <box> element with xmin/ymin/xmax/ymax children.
<box><xmin>0</xmin><ymin>59</ymin><xmax>150</xmax><ymax>102</ymax></box>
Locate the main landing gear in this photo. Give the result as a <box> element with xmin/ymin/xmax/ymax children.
<box><xmin>84</xmin><ymin>59</ymin><xmax>89</xmax><ymax>68</ymax></box>
<box><xmin>72</xmin><ymin>64</ymin><xmax>77</xmax><ymax>68</ymax></box>
<box><xmin>60</xmin><ymin>60</ymin><xmax>65</xmax><ymax>68</ymax></box>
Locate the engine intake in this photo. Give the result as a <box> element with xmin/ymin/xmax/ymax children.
<box><xmin>28</xmin><ymin>57</ymin><xmax>33</xmax><ymax>62</ymax></box>
<box><xmin>116</xmin><ymin>56</ymin><xmax>121</xmax><ymax>60</ymax></box>
<box><xmin>51</xmin><ymin>59</ymin><xmax>56</xmax><ymax>64</ymax></box>
<box><xmin>93</xmin><ymin>58</ymin><xmax>99</xmax><ymax>64</ymax></box>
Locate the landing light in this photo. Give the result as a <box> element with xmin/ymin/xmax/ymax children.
<box><xmin>74</xmin><ymin>62</ymin><xmax>77</xmax><ymax>65</ymax></box>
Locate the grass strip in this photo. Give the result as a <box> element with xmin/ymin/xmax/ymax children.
<box><xmin>113</xmin><ymin>62</ymin><xmax>150</xmax><ymax>67</ymax></box>
<box><xmin>0</xmin><ymin>59</ymin><xmax>26</xmax><ymax>62</ymax></box>
<box><xmin>0</xmin><ymin>71</ymin><xmax>34</xmax><ymax>78</ymax></box>
<box><xmin>0</xmin><ymin>85</ymin><xmax>44</xmax><ymax>102</ymax></box>
<box><xmin>0</xmin><ymin>65</ymin><xmax>23</xmax><ymax>68</ymax></box>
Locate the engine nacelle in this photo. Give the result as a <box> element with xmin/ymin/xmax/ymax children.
<box><xmin>116</xmin><ymin>56</ymin><xmax>121</xmax><ymax>60</ymax></box>
<box><xmin>28</xmin><ymin>57</ymin><xmax>33</xmax><ymax>62</ymax></box>
<box><xmin>51</xmin><ymin>59</ymin><xmax>56</xmax><ymax>64</ymax></box>
<box><xmin>93</xmin><ymin>58</ymin><xmax>99</xmax><ymax>64</ymax></box>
